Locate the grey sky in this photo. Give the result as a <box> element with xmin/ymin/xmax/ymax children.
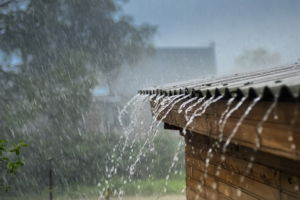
<box><xmin>122</xmin><ymin>0</ymin><xmax>300</xmax><ymax>74</ymax></box>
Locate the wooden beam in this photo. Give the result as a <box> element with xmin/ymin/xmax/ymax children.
<box><xmin>164</xmin><ymin>123</ymin><xmax>181</xmax><ymax>131</ymax></box>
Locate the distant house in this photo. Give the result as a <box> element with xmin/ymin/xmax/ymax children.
<box><xmin>85</xmin><ymin>44</ymin><xmax>217</xmax><ymax>133</ymax></box>
<box><xmin>113</xmin><ymin>43</ymin><xmax>217</xmax><ymax>97</ymax></box>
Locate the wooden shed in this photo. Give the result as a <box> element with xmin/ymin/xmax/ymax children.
<box><xmin>139</xmin><ymin>64</ymin><xmax>300</xmax><ymax>200</ymax></box>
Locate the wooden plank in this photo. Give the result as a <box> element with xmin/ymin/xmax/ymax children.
<box><xmin>186</xmin><ymin>177</ymin><xmax>206</xmax><ymax>198</ymax></box>
<box><xmin>186</xmin><ymin>177</ymin><xmax>219</xmax><ymax>200</ymax></box>
<box><xmin>186</xmin><ymin>155</ymin><xmax>205</xmax><ymax>172</ymax></box>
<box><xmin>212</xmin><ymin>101</ymin><xmax>300</xmax><ymax>126</ymax></box>
<box><xmin>204</xmin><ymin>185</ymin><xmax>219</xmax><ymax>200</ymax></box>
<box><xmin>208</xmin><ymin>164</ymin><xmax>280</xmax><ymax>200</ymax></box>
<box><xmin>186</xmin><ymin>164</ymin><xmax>193</xmax><ymax>178</ymax></box>
<box><xmin>219</xmin><ymin>193</ymin><xmax>232</xmax><ymax>200</ymax></box>
<box><xmin>185</xmin><ymin>131</ymin><xmax>300</xmax><ymax>177</ymax></box>
<box><xmin>281</xmin><ymin>173</ymin><xmax>300</xmax><ymax>198</ymax></box>
<box><xmin>162</xmin><ymin>99</ymin><xmax>300</xmax><ymax>126</ymax></box>
<box><xmin>188</xmin><ymin>166</ymin><xmax>260</xmax><ymax>200</ymax></box>
<box><xmin>186</xmin><ymin>144</ymin><xmax>281</xmax><ymax>187</ymax></box>
<box><xmin>217</xmin><ymin>117</ymin><xmax>300</xmax><ymax>152</ymax></box>
<box><xmin>170</xmin><ymin>107</ymin><xmax>300</xmax><ymax>152</ymax></box>
<box><xmin>186</xmin><ymin>187</ymin><xmax>207</xmax><ymax>200</ymax></box>
<box><xmin>186</xmin><ymin>156</ymin><xmax>280</xmax><ymax>200</ymax></box>
<box><xmin>281</xmin><ymin>192</ymin><xmax>300</xmax><ymax>200</ymax></box>
<box><xmin>218</xmin><ymin>181</ymin><xmax>259</xmax><ymax>200</ymax></box>
<box><xmin>162</xmin><ymin>108</ymin><xmax>300</xmax><ymax>161</ymax></box>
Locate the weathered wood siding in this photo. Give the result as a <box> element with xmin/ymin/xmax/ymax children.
<box><xmin>151</xmin><ymin>98</ymin><xmax>300</xmax><ymax>199</ymax></box>
<box><xmin>153</xmin><ymin>99</ymin><xmax>300</xmax><ymax>161</ymax></box>
<box><xmin>185</xmin><ymin>131</ymin><xmax>300</xmax><ymax>200</ymax></box>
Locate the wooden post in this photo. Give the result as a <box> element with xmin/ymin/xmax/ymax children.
<box><xmin>48</xmin><ymin>158</ymin><xmax>53</xmax><ymax>200</ymax></box>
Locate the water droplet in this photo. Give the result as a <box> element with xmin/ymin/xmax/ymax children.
<box><xmin>291</xmin><ymin>144</ymin><xmax>296</xmax><ymax>150</ymax></box>
<box><xmin>205</xmin><ymin>160</ymin><xmax>210</xmax><ymax>167</ymax></box>
<box><xmin>274</xmin><ymin>115</ymin><xmax>278</xmax><ymax>120</ymax></box>
<box><xmin>288</xmin><ymin>136</ymin><xmax>293</xmax><ymax>141</ymax></box>
<box><xmin>237</xmin><ymin>188</ymin><xmax>242</xmax><ymax>196</ymax></box>
<box><xmin>212</xmin><ymin>182</ymin><xmax>217</xmax><ymax>189</ymax></box>
<box><xmin>163</xmin><ymin>187</ymin><xmax>167</xmax><ymax>193</ymax></box>
<box><xmin>197</xmin><ymin>184</ymin><xmax>202</xmax><ymax>190</ymax></box>
<box><xmin>294</xmin><ymin>185</ymin><xmax>299</xmax><ymax>191</ymax></box>
<box><xmin>240</xmin><ymin>176</ymin><xmax>245</xmax><ymax>182</ymax></box>
<box><xmin>221</xmin><ymin>155</ymin><xmax>226</xmax><ymax>161</ymax></box>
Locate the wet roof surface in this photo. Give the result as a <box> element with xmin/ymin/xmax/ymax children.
<box><xmin>138</xmin><ymin>64</ymin><xmax>300</xmax><ymax>100</ymax></box>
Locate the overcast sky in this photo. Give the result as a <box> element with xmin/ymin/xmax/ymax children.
<box><xmin>122</xmin><ymin>0</ymin><xmax>300</xmax><ymax>74</ymax></box>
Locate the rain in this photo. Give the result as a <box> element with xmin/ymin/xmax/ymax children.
<box><xmin>1</xmin><ymin>0</ymin><xmax>300</xmax><ymax>200</ymax></box>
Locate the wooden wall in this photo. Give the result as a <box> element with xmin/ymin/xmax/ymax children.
<box><xmin>184</xmin><ymin>131</ymin><xmax>300</xmax><ymax>200</ymax></box>
<box><xmin>155</xmin><ymin>99</ymin><xmax>300</xmax><ymax>161</ymax></box>
<box><xmin>152</xmin><ymin>97</ymin><xmax>300</xmax><ymax>199</ymax></box>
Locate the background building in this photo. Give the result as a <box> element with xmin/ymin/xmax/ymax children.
<box><xmin>85</xmin><ymin>44</ymin><xmax>217</xmax><ymax>133</ymax></box>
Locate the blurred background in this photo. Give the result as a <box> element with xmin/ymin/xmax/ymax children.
<box><xmin>0</xmin><ymin>0</ymin><xmax>299</xmax><ymax>199</ymax></box>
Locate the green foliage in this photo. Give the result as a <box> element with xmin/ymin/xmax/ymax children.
<box><xmin>1</xmin><ymin>131</ymin><xmax>185</xmax><ymax>198</ymax></box>
<box><xmin>0</xmin><ymin>140</ymin><xmax>28</xmax><ymax>192</ymax></box>
<box><xmin>236</xmin><ymin>47</ymin><xmax>281</xmax><ymax>68</ymax></box>
<box><xmin>135</xmin><ymin>133</ymin><xmax>185</xmax><ymax>179</ymax></box>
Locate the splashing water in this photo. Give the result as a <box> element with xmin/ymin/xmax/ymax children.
<box><xmin>194</xmin><ymin>96</ymin><xmax>223</xmax><ymax>117</ymax></box>
<box><xmin>153</xmin><ymin>94</ymin><xmax>185</xmax><ymax>121</ymax></box>
<box><xmin>156</xmin><ymin>94</ymin><xmax>189</xmax><ymax>125</ymax></box>
<box><xmin>211</xmin><ymin>97</ymin><xmax>235</xmax><ymax>149</ymax></box>
<box><xmin>183</xmin><ymin>96</ymin><xmax>223</xmax><ymax>135</ymax></box>
<box><xmin>255</xmin><ymin>98</ymin><xmax>278</xmax><ymax>150</ymax></box>
<box><xmin>184</xmin><ymin>97</ymin><xmax>205</xmax><ymax>121</ymax></box>
<box><xmin>201</xmin><ymin>147</ymin><xmax>214</xmax><ymax>186</ymax></box>
<box><xmin>132</xmin><ymin>94</ymin><xmax>186</xmax><ymax>160</ymax></box>
<box><xmin>218</xmin><ymin>97</ymin><xmax>235</xmax><ymax>131</ymax></box>
<box><xmin>143</xmin><ymin>94</ymin><xmax>189</xmax><ymax>152</ymax></box>
<box><xmin>118</xmin><ymin>94</ymin><xmax>141</xmax><ymax>126</ymax></box>
<box><xmin>127</xmin><ymin>94</ymin><xmax>187</xmax><ymax>183</ymax></box>
<box><xmin>196</xmin><ymin>97</ymin><xmax>236</xmax><ymax>187</ymax></box>
<box><xmin>178</xmin><ymin>96</ymin><xmax>198</xmax><ymax>113</ymax></box>
<box><xmin>160</xmin><ymin>140</ymin><xmax>184</xmax><ymax>198</ymax></box>
<box><xmin>222</xmin><ymin>96</ymin><xmax>261</xmax><ymax>153</ymax></box>
<box><xmin>120</xmin><ymin>95</ymin><xmax>151</xmax><ymax>150</ymax></box>
<box><xmin>183</xmin><ymin>97</ymin><xmax>212</xmax><ymax>134</ymax></box>
<box><xmin>108</xmin><ymin>94</ymin><xmax>151</xmax><ymax>180</ymax></box>
<box><xmin>219</xmin><ymin>97</ymin><xmax>246</xmax><ymax>143</ymax></box>
<box><xmin>288</xmin><ymin>101</ymin><xmax>299</xmax><ymax>152</ymax></box>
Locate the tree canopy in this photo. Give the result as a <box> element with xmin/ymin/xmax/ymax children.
<box><xmin>0</xmin><ymin>0</ymin><xmax>156</xmax><ymax>193</ymax></box>
<box><xmin>235</xmin><ymin>48</ymin><xmax>281</xmax><ymax>68</ymax></box>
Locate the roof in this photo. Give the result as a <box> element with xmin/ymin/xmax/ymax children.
<box><xmin>138</xmin><ymin>63</ymin><xmax>300</xmax><ymax>100</ymax></box>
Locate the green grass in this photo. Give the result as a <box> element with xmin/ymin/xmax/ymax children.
<box><xmin>63</xmin><ymin>173</ymin><xmax>186</xmax><ymax>198</ymax></box>
<box><xmin>110</xmin><ymin>173</ymin><xmax>186</xmax><ymax>196</ymax></box>
<box><xmin>2</xmin><ymin>174</ymin><xmax>186</xmax><ymax>200</ymax></box>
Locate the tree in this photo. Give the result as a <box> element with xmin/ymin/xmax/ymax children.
<box><xmin>0</xmin><ymin>140</ymin><xmax>27</xmax><ymax>192</ymax></box>
<box><xmin>0</xmin><ymin>0</ymin><xmax>156</xmax><ymax>194</ymax></box>
<box><xmin>235</xmin><ymin>48</ymin><xmax>281</xmax><ymax>68</ymax></box>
